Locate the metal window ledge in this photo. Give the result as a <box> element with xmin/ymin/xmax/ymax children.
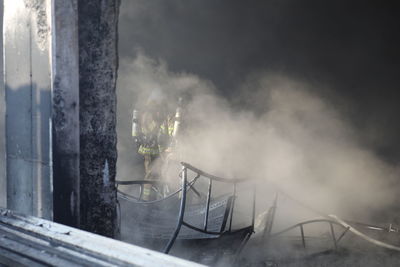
<box><xmin>0</xmin><ymin>208</ymin><xmax>205</xmax><ymax>267</ymax></box>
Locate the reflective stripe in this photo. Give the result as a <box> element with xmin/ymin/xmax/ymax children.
<box><xmin>143</xmin><ymin>188</ymin><xmax>151</xmax><ymax>196</ymax></box>
<box><xmin>160</xmin><ymin>120</ymin><xmax>174</xmax><ymax>136</ymax></box>
<box><xmin>138</xmin><ymin>145</ymin><xmax>159</xmax><ymax>155</ymax></box>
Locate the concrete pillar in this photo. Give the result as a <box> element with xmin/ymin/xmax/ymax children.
<box><xmin>0</xmin><ymin>1</ymin><xmax>5</xmax><ymax>208</ymax></box>
<box><xmin>52</xmin><ymin>0</ymin><xmax>81</xmax><ymax>227</ymax></box>
<box><xmin>3</xmin><ymin>0</ymin><xmax>119</xmax><ymax>237</ymax></box>
<box><xmin>78</xmin><ymin>0</ymin><xmax>120</xmax><ymax>238</ymax></box>
<box><xmin>4</xmin><ymin>0</ymin><xmax>53</xmax><ymax>219</ymax></box>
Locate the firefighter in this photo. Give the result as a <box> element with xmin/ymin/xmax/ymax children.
<box><xmin>132</xmin><ymin>91</ymin><xmax>177</xmax><ymax>200</ymax></box>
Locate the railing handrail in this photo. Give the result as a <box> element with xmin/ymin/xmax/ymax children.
<box><xmin>115</xmin><ymin>179</ymin><xmax>165</xmax><ymax>186</ymax></box>
<box><xmin>270</xmin><ymin>218</ymin><xmax>344</xmax><ymax>237</ymax></box>
<box><xmin>181</xmin><ymin>162</ymin><xmax>247</xmax><ymax>183</ymax></box>
<box><xmin>117</xmin><ymin>163</ymin><xmax>255</xmax><ymax>254</ymax></box>
<box><xmin>116</xmin><ymin>175</ymin><xmax>200</xmax><ymax>204</ymax></box>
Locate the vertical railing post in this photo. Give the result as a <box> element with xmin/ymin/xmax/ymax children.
<box><xmin>300</xmin><ymin>224</ymin><xmax>306</xmax><ymax>249</ymax></box>
<box><xmin>330</xmin><ymin>222</ymin><xmax>338</xmax><ymax>250</ymax></box>
<box><xmin>251</xmin><ymin>185</ymin><xmax>256</xmax><ymax>230</ymax></box>
<box><xmin>262</xmin><ymin>193</ymin><xmax>278</xmax><ymax>240</ymax></box>
<box><xmin>164</xmin><ymin>166</ymin><xmax>187</xmax><ymax>254</ymax></box>
<box><xmin>229</xmin><ymin>183</ymin><xmax>237</xmax><ymax>232</ymax></box>
<box><xmin>204</xmin><ymin>179</ymin><xmax>212</xmax><ymax>231</ymax></box>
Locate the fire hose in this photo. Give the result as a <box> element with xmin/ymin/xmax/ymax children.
<box><xmin>268</xmin><ymin>189</ymin><xmax>400</xmax><ymax>252</ymax></box>
<box><xmin>328</xmin><ymin>214</ymin><xmax>400</xmax><ymax>252</ymax></box>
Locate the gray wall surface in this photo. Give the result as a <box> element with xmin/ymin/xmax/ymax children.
<box><xmin>3</xmin><ymin>1</ymin><xmax>52</xmax><ymax>218</ymax></box>
<box><xmin>0</xmin><ymin>1</ymin><xmax>5</xmax><ymax>208</ymax></box>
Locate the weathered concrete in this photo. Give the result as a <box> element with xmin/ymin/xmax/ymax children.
<box><xmin>4</xmin><ymin>0</ymin><xmax>52</xmax><ymax>219</ymax></box>
<box><xmin>78</xmin><ymin>0</ymin><xmax>120</xmax><ymax>237</ymax></box>
<box><xmin>52</xmin><ymin>0</ymin><xmax>81</xmax><ymax>228</ymax></box>
<box><xmin>0</xmin><ymin>208</ymin><xmax>206</xmax><ymax>267</ymax></box>
<box><xmin>3</xmin><ymin>0</ymin><xmax>120</xmax><ymax>237</ymax></box>
<box><xmin>0</xmin><ymin>1</ymin><xmax>5</xmax><ymax>208</ymax></box>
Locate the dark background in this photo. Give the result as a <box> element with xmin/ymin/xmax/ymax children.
<box><xmin>118</xmin><ymin>0</ymin><xmax>400</xmax><ymax>163</ymax></box>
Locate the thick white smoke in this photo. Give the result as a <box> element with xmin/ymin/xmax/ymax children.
<box><xmin>117</xmin><ymin>53</ymin><xmax>399</xmax><ymax>227</ymax></box>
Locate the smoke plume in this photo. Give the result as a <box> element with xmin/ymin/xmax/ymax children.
<box><xmin>117</xmin><ymin>53</ymin><xmax>399</xmax><ymax>225</ymax></box>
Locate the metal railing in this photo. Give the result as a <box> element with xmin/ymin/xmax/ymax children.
<box><xmin>116</xmin><ymin>162</ymin><xmax>256</xmax><ymax>254</ymax></box>
<box><xmin>164</xmin><ymin>162</ymin><xmax>256</xmax><ymax>253</ymax></box>
<box><xmin>270</xmin><ymin>219</ymin><xmax>349</xmax><ymax>250</ymax></box>
<box><xmin>262</xmin><ymin>193</ymin><xmax>400</xmax><ymax>253</ymax></box>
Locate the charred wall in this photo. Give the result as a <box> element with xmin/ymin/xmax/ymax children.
<box><xmin>78</xmin><ymin>0</ymin><xmax>120</xmax><ymax>237</ymax></box>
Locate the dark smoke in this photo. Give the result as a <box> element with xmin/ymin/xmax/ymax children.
<box><xmin>118</xmin><ymin>0</ymin><xmax>400</xmax><ymax>162</ymax></box>
<box><xmin>116</xmin><ymin>1</ymin><xmax>400</xmax><ymax>265</ymax></box>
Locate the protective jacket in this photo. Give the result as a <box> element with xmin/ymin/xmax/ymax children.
<box><xmin>133</xmin><ymin>111</ymin><xmax>174</xmax><ymax>155</ymax></box>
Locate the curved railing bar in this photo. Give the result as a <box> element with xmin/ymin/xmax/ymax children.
<box><xmin>116</xmin><ymin>180</ymin><xmax>164</xmax><ymax>186</ymax></box>
<box><xmin>117</xmin><ymin>162</ymin><xmax>254</xmax><ymax>254</ymax></box>
<box><xmin>182</xmin><ymin>221</ymin><xmax>223</xmax><ymax>236</ymax></box>
<box><xmin>269</xmin><ymin>216</ymin><xmax>400</xmax><ymax>252</ymax></box>
<box><xmin>270</xmin><ymin>219</ymin><xmax>344</xmax><ymax>237</ymax></box>
<box><xmin>164</xmin><ymin>166</ymin><xmax>188</xmax><ymax>254</ymax></box>
<box><xmin>116</xmin><ymin>175</ymin><xmax>200</xmax><ymax>205</ymax></box>
<box><xmin>162</xmin><ymin>163</ymin><xmax>255</xmax><ymax>254</ymax></box>
<box><xmin>181</xmin><ymin>162</ymin><xmax>247</xmax><ymax>183</ymax></box>
<box><xmin>117</xmin><ymin>189</ymin><xmax>179</xmax><ymax>203</ymax></box>
<box><xmin>182</xmin><ymin>222</ymin><xmax>254</xmax><ymax>236</ymax></box>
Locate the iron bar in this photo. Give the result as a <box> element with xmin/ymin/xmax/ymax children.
<box><xmin>182</xmin><ymin>221</ymin><xmax>222</xmax><ymax>235</ymax></box>
<box><xmin>300</xmin><ymin>225</ymin><xmax>306</xmax><ymax>249</ymax></box>
<box><xmin>336</xmin><ymin>227</ymin><xmax>350</xmax><ymax>244</ymax></box>
<box><xmin>116</xmin><ymin>175</ymin><xmax>199</xmax><ymax>204</ymax></box>
<box><xmin>235</xmin><ymin>231</ymin><xmax>253</xmax><ymax>260</ymax></box>
<box><xmin>271</xmin><ymin>219</ymin><xmax>342</xmax><ymax>237</ymax></box>
<box><xmin>182</xmin><ymin>221</ymin><xmax>252</xmax><ymax>236</ymax></box>
<box><xmin>204</xmin><ymin>179</ymin><xmax>213</xmax><ymax>231</ymax></box>
<box><xmin>229</xmin><ymin>183</ymin><xmax>237</xmax><ymax>232</ymax></box>
<box><xmin>189</xmin><ymin>185</ymin><xmax>202</xmax><ymax>198</ymax></box>
<box><xmin>164</xmin><ymin>166</ymin><xmax>188</xmax><ymax>254</ymax></box>
<box><xmin>330</xmin><ymin>222</ymin><xmax>338</xmax><ymax>250</ymax></box>
<box><xmin>251</xmin><ymin>185</ymin><xmax>256</xmax><ymax>230</ymax></box>
<box><xmin>115</xmin><ymin>180</ymin><xmax>162</xmax><ymax>185</ymax></box>
<box><xmin>328</xmin><ymin>215</ymin><xmax>400</xmax><ymax>252</ymax></box>
<box><xmin>181</xmin><ymin>162</ymin><xmax>247</xmax><ymax>183</ymax></box>
<box><xmin>262</xmin><ymin>194</ymin><xmax>278</xmax><ymax>239</ymax></box>
<box><xmin>139</xmin><ymin>185</ymin><xmax>143</xmax><ymax>200</ymax></box>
